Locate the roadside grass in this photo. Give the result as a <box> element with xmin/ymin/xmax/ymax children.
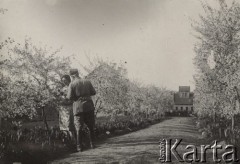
<box><xmin>0</xmin><ymin>115</ymin><xmax>166</xmax><ymax>164</ymax></box>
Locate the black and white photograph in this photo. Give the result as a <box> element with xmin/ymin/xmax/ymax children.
<box><xmin>1</xmin><ymin>0</ymin><xmax>240</xmax><ymax>163</ymax></box>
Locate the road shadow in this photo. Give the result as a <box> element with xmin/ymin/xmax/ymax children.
<box><xmin>51</xmin><ymin>117</ymin><xmax>208</xmax><ymax>164</ymax></box>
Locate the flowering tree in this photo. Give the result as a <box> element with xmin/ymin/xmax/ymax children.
<box><xmin>84</xmin><ymin>58</ymin><xmax>173</xmax><ymax>120</ymax></box>
<box><xmin>1</xmin><ymin>38</ymin><xmax>71</xmax><ymax>131</ymax></box>
<box><xmin>86</xmin><ymin>61</ymin><xmax>129</xmax><ymax>118</ymax></box>
<box><xmin>193</xmin><ymin>0</ymin><xmax>240</xmax><ymax>140</ymax></box>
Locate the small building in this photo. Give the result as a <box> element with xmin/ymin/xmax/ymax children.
<box><xmin>173</xmin><ymin>86</ymin><xmax>193</xmax><ymax>116</ymax></box>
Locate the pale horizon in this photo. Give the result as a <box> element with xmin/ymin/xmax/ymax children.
<box><xmin>0</xmin><ymin>0</ymin><xmax>224</xmax><ymax>91</ymax></box>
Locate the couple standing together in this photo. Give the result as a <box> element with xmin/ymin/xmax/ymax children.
<box><xmin>59</xmin><ymin>69</ymin><xmax>96</xmax><ymax>152</ymax></box>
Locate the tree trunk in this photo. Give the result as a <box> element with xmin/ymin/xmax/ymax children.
<box><xmin>231</xmin><ymin>115</ymin><xmax>236</xmax><ymax>144</ymax></box>
<box><xmin>42</xmin><ymin>107</ymin><xmax>49</xmax><ymax>131</ymax></box>
<box><xmin>231</xmin><ymin>86</ymin><xmax>240</xmax><ymax>144</ymax></box>
<box><xmin>146</xmin><ymin>109</ymin><xmax>148</xmax><ymax>118</ymax></box>
<box><xmin>213</xmin><ymin>109</ymin><xmax>216</xmax><ymax>124</ymax></box>
<box><xmin>42</xmin><ymin>107</ymin><xmax>51</xmax><ymax>144</ymax></box>
<box><xmin>232</xmin><ymin>115</ymin><xmax>235</xmax><ymax>131</ymax></box>
<box><xmin>219</xmin><ymin>128</ymin><xmax>222</xmax><ymax>138</ymax></box>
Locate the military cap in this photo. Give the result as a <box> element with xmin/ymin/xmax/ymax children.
<box><xmin>69</xmin><ymin>69</ymin><xmax>79</xmax><ymax>75</ymax></box>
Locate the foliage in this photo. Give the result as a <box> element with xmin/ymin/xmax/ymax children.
<box><xmin>84</xmin><ymin>58</ymin><xmax>173</xmax><ymax>120</ymax></box>
<box><xmin>0</xmin><ymin>35</ymin><xmax>174</xmax><ymax>162</ymax></box>
<box><xmin>192</xmin><ymin>0</ymin><xmax>240</xmax><ymax>142</ymax></box>
<box><xmin>86</xmin><ymin>61</ymin><xmax>129</xmax><ymax>117</ymax></box>
<box><xmin>193</xmin><ymin>0</ymin><xmax>240</xmax><ymax>118</ymax></box>
<box><xmin>0</xmin><ymin>113</ymin><xmax>164</xmax><ymax>162</ymax></box>
<box><xmin>0</xmin><ymin>38</ymin><xmax>71</xmax><ymax>119</ymax></box>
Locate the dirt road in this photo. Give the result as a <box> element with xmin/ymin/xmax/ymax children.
<box><xmin>51</xmin><ymin>117</ymin><xmax>206</xmax><ymax>164</ymax></box>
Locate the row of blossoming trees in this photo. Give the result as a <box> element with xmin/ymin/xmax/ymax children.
<box><xmin>0</xmin><ymin>37</ymin><xmax>173</xmax><ymax>133</ymax></box>
<box><xmin>86</xmin><ymin>60</ymin><xmax>173</xmax><ymax>121</ymax></box>
<box><xmin>193</xmin><ymin>0</ymin><xmax>240</xmax><ymax>144</ymax></box>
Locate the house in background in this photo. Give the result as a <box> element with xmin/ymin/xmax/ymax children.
<box><xmin>173</xmin><ymin>86</ymin><xmax>194</xmax><ymax>116</ymax></box>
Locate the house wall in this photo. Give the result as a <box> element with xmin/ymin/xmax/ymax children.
<box><xmin>173</xmin><ymin>105</ymin><xmax>193</xmax><ymax>112</ymax></box>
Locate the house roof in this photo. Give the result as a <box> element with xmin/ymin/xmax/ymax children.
<box><xmin>174</xmin><ymin>92</ymin><xmax>194</xmax><ymax>105</ymax></box>
<box><xmin>179</xmin><ymin>86</ymin><xmax>190</xmax><ymax>92</ymax></box>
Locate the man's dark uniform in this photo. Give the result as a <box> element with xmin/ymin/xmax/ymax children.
<box><xmin>67</xmin><ymin>69</ymin><xmax>96</xmax><ymax>151</ymax></box>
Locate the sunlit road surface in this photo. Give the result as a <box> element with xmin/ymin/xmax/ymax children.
<box><xmin>51</xmin><ymin>117</ymin><xmax>220</xmax><ymax>164</ymax></box>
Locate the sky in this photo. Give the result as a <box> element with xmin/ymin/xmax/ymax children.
<box><xmin>0</xmin><ymin>0</ymin><xmax>222</xmax><ymax>91</ymax></box>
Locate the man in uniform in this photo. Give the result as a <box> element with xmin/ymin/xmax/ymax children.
<box><xmin>67</xmin><ymin>69</ymin><xmax>96</xmax><ymax>152</ymax></box>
